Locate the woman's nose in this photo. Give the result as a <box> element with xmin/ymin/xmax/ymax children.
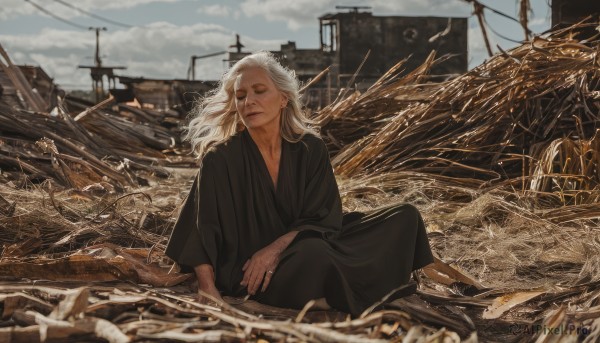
<box><xmin>245</xmin><ymin>93</ymin><xmax>256</xmax><ymax>105</ymax></box>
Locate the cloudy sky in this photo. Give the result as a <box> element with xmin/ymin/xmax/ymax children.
<box><xmin>0</xmin><ymin>0</ymin><xmax>551</xmax><ymax>90</ymax></box>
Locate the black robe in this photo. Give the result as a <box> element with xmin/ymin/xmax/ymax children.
<box><xmin>165</xmin><ymin>130</ymin><xmax>433</xmax><ymax>316</ymax></box>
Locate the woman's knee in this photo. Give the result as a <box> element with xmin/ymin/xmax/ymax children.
<box><xmin>285</xmin><ymin>237</ymin><xmax>332</xmax><ymax>270</ymax></box>
<box><xmin>389</xmin><ymin>203</ymin><xmax>421</xmax><ymax>223</ymax></box>
<box><xmin>295</xmin><ymin>237</ymin><xmax>329</xmax><ymax>256</ymax></box>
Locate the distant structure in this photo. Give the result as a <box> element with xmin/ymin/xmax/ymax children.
<box><xmin>230</xmin><ymin>34</ymin><xmax>245</xmax><ymax>54</ymax></box>
<box><xmin>552</xmin><ymin>0</ymin><xmax>600</xmax><ymax>28</ymax></box>
<box><xmin>79</xmin><ymin>27</ymin><xmax>126</xmax><ymax>102</ymax></box>
<box><xmin>18</xmin><ymin>65</ymin><xmax>63</xmax><ymax>108</ymax></box>
<box><xmin>0</xmin><ymin>65</ymin><xmax>62</xmax><ymax>110</ymax></box>
<box><xmin>187</xmin><ymin>51</ymin><xmax>227</xmax><ymax>81</ymax></box>
<box><xmin>229</xmin><ymin>8</ymin><xmax>468</xmax><ymax>108</ymax></box>
<box><xmin>115</xmin><ymin>77</ymin><xmax>217</xmax><ymax>111</ymax></box>
<box><xmin>107</xmin><ymin>9</ymin><xmax>469</xmax><ymax>111</ymax></box>
<box><xmin>551</xmin><ymin>0</ymin><xmax>600</xmax><ymax>39</ymax></box>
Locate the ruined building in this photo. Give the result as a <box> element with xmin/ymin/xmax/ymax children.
<box><xmin>0</xmin><ymin>64</ymin><xmax>63</xmax><ymax>111</ymax></box>
<box><xmin>551</xmin><ymin>0</ymin><xmax>600</xmax><ymax>38</ymax></box>
<box><xmin>552</xmin><ymin>0</ymin><xmax>600</xmax><ymax>27</ymax></box>
<box><xmin>229</xmin><ymin>9</ymin><xmax>468</xmax><ymax>108</ymax></box>
<box><xmin>113</xmin><ymin>9</ymin><xmax>468</xmax><ymax>111</ymax></box>
<box><xmin>115</xmin><ymin>77</ymin><xmax>217</xmax><ymax>112</ymax></box>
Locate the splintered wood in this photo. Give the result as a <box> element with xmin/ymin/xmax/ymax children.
<box><xmin>0</xmin><ymin>282</ymin><xmax>471</xmax><ymax>343</ymax></box>
<box><xmin>2</xmin><ymin>21</ymin><xmax>600</xmax><ymax>342</ymax></box>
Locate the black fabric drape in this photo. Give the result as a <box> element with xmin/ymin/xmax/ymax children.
<box><xmin>166</xmin><ymin>130</ymin><xmax>433</xmax><ymax>316</ymax></box>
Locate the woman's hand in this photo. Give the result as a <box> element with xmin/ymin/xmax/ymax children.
<box><xmin>241</xmin><ymin>231</ymin><xmax>299</xmax><ymax>295</ymax></box>
<box><xmin>194</xmin><ymin>264</ymin><xmax>223</xmax><ymax>305</ymax></box>
<box><xmin>241</xmin><ymin>243</ymin><xmax>280</xmax><ymax>295</ymax></box>
<box><xmin>197</xmin><ymin>285</ymin><xmax>223</xmax><ymax>305</ymax></box>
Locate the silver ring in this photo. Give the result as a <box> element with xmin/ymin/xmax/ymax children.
<box><xmin>267</xmin><ymin>270</ymin><xmax>274</xmax><ymax>274</ymax></box>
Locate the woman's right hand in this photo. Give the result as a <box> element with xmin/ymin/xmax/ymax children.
<box><xmin>197</xmin><ymin>285</ymin><xmax>223</xmax><ymax>305</ymax></box>
<box><xmin>194</xmin><ymin>264</ymin><xmax>223</xmax><ymax>305</ymax></box>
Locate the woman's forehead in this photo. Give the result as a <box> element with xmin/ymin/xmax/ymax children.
<box><xmin>234</xmin><ymin>67</ymin><xmax>273</xmax><ymax>89</ymax></box>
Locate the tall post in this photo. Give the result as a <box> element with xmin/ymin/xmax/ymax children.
<box><xmin>191</xmin><ymin>57</ymin><xmax>196</xmax><ymax>81</ymax></box>
<box><xmin>90</xmin><ymin>27</ymin><xmax>107</xmax><ymax>68</ymax></box>
<box><xmin>319</xmin><ymin>19</ymin><xmax>324</xmax><ymax>50</ymax></box>
<box><xmin>329</xmin><ymin>23</ymin><xmax>334</xmax><ymax>51</ymax></box>
<box><xmin>89</xmin><ymin>27</ymin><xmax>107</xmax><ymax>102</ymax></box>
<box><xmin>79</xmin><ymin>27</ymin><xmax>126</xmax><ymax>104</ymax></box>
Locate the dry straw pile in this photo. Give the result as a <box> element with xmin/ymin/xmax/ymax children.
<box><xmin>323</xmin><ymin>21</ymin><xmax>600</xmax><ymax>342</ymax></box>
<box><xmin>1</xmin><ymin>21</ymin><xmax>600</xmax><ymax>342</ymax></box>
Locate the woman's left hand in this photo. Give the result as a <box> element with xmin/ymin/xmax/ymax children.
<box><xmin>241</xmin><ymin>231</ymin><xmax>299</xmax><ymax>295</ymax></box>
<box><xmin>241</xmin><ymin>243</ymin><xmax>280</xmax><ymax>295</ymax></box>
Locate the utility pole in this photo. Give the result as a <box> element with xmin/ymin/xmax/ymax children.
<box><xmin>79</xmin><ymin>27</ymin><xmax>126</xmax><ymax>103</ymax></box>
<box><xmin>91</xmin><ymin>27</ymin><xmax>107</xmax><ymax>67</ymax></box>
<box><xmin>229</xmin><ymin>34</ymin><xmax>244</xmax><ymax>53</ymax></box>
<box><xmin>187</xmin><ymin>51</ymin><xmax>227</xmax><ymax>80</ymax></box>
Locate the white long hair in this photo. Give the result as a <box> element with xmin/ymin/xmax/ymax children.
<box><xmin>185</xmin><ymin>51</ymin><xmax>318</xmax><ymax>158</ymax></box>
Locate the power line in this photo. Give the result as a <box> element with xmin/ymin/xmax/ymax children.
<box><xmin>24</xmin><ymin>0</ymin><xmax>89</xmax><ymax>30</ymax></box>
<box><xmin>51</xmin><ymin>0</ymin><xmax>133</xmax><ymax>28</ymax></box>
<box><xmin>463</xmin><ymin>0</ymin><xmax>533</xmax><ymax>35</ymax></box>
<box><xmin>483</xmin><ymin>16</ymin><xmax>524</xmax><ymax>44</ymax></box>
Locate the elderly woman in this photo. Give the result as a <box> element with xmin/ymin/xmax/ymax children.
<box><xmin>166</xmin><ymin>51</ymin><xmax>433</xmax><ymax>316</ymax></box>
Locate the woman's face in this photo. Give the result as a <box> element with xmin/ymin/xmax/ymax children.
<box><xmin>234</xmin><ymin>66</ymin><xmax>287</xmax><ymax>131</ymax></box>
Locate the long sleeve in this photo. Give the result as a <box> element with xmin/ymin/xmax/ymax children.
<box><xmin>165</xmin><ymin>152</ymin><xmax>222</xmax><ymax>270</ymax></box>
<box><xmin>289</xmin><ymin>136</ymin><xmax>343</xmax><ymax>235</ymax></box>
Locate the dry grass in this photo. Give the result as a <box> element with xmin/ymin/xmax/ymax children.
<box><xmin>2</xmin><ymin>19</ymin><xmax>600</xmax><ymax>342</ymax></box>
<box><xmin>322</xmin><ymin>19</ymin><xmax>600</xmax><ymax>342</ymax></box>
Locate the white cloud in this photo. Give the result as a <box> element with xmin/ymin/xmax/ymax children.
<box><xmin>198</xmin><ymin>4</ymin><xmax>231</xmax><ymax>18</ymax></box>
<box><xmin>0</xmin><ymin>22</ymin><xmax>282</xmax><ymax>89</ymax></box>
<box><xmin>468</xmin><ymin>25</ymin><xmax>494</xmax><ymax>68</ymax></box>
<box><xmin>369</xmin><ymin>0</ymin><xmax>469</xmax><ymax>16</ymax></box>
<box><xmin>28</xmin><ymin>53</ymin><xmax>90</xmax><ymax>89</ymax></box>
<box><xmin>0</xmin><ymin>0</ymin><xmax>180</xmax><ymax>20</ymax></box>
<box><xmin>240</xmin><ymin>0</ymin><xmax>336</xmax><ymax>30</ymax></box>
<box><xmin>0</xmin><ymin>28</ymin><xmax>90</xmax><ymax>51</ymax></box>
<box><xmin>1</xmin><ymin>0</ymin><xmax>546</xmax><ymax>89</ymax></box>
<box><xmin>240</xmin><ymin>0</ymin><xmax>470</xmax><ymax>30</ymax></box>
<box><xmin>529</xmin><ymin>17</ymin><xmax>549</xmax><ymax>27</ymax></box>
